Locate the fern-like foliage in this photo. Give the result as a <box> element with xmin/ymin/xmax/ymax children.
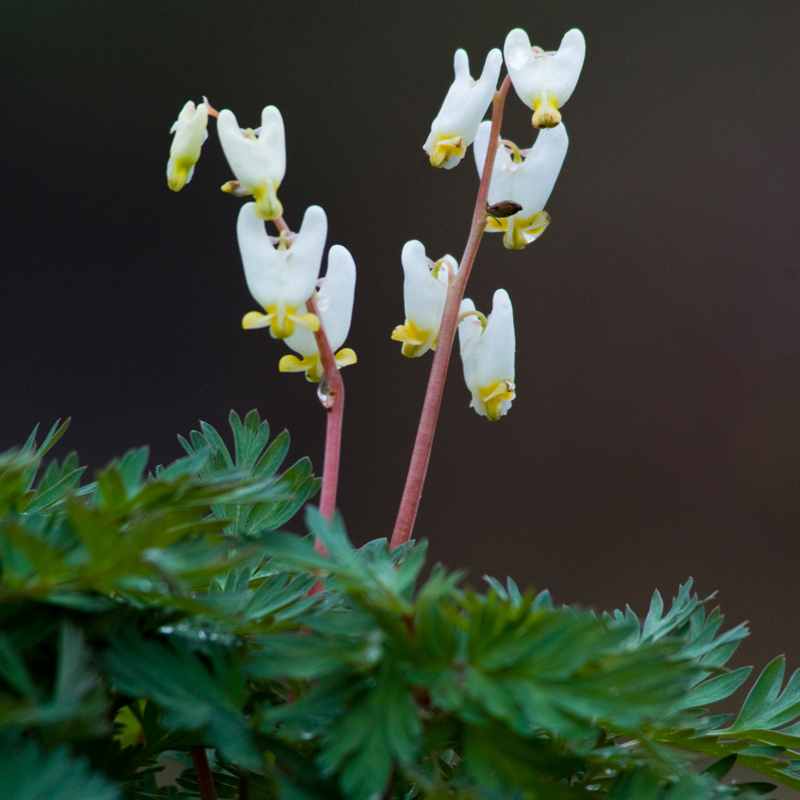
<box><xmin>0</xmin><ymin>414</ymin><xmax>798</xmax><ymax>799</ymax></box>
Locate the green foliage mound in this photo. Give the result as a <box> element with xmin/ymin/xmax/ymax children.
<box><xmin>1</xmin><ymin>413</ymin><xmax>799</xmax><ymax>799</ymax></box>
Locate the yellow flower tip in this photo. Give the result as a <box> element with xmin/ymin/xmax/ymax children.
<box><xmin>482</xmin><ymin>379</ymin><xmax>516</xmax><ymax>421</ymax></box>
<box><xmin>335</xmin><ymin>348</ymin><xmax>358</xmax><ymax>368</ymax></box>
<box><xmin>167</xmin><ymin>158</ymin><xmax>194</xmax><ymax>192</ymax></box>
<box><xmin>392</xmin><ymin>321</ymin><xmax>429</xmax><ymax>358</ymax></box>
<box><xmin>485</xmin><ymin>216</ymin><xmax>509</xmax><ymax>233</ymax></box>
<box><xmin>279</xmin><ymin>353</ymin><xmax>318</xmax><ymax>376</ymax></box>
<box><xmin>532</xmin><ymin>99</ymin><xmax>562</xmax><ymax>129</ymax></box>
<box><xmin>428</xmin><ymin>135</ymin><xmax>465</xmax><ymax>168</ymax></box>
<box><xmin>252</xmin><ymin>183</ymin><xmax>283</xmax><ymax>221</ymax></box>
<box><xmin>295</xmin><ymin>312</ymin><xmax>320</xmax><ymax>332</ymax></box>
<box><xmin>242</xmin><ymin>311</ymin><xmax>271</xmax><ymax>330</ymax></box>
<box><xmin>502</xmin><ymin>211</ymin><xmax>551</xmax><ymax>250</ymax></box>
<box><xmin>221</xmin><ymin>180</ymin><xmax>242</xmax><ymax>195</ymax></box>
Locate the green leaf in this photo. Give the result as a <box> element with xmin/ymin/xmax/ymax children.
<box><xmin>676</xmin><ymin>667</ymin><xmax>752</xmax><ymax>710</ymax></box>
<box><xmin>700</xmin><ymin>753</ymin><xmax>736</xmax><ymax>780</ymax></box>
<box><xmin>0</xmin><ymin>740</ymin><xmax>120</xmax><ymax>800</ymax></box>
<box><xmin>733</xmin><ymin>656</ymin><xmax>785</xmax><ymax>729</ymax></box>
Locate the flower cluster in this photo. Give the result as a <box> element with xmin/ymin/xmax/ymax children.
<box><xmin>398</xmin><ymin>26</ymin><xmax>584</xmax><ymax>418</ymax></box>
<box><xmin>166</xmin><ymin>25</ymin><xmax>584</xmax><ymax>417</ymax></box>
<box><xmin>166</xmin><ymin>100</ymin><xmax>357</xmax><ymax>383</ymax></box>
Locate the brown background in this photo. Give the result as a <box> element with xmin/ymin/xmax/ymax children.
<box><xmin>2</xmin><ymin>1</ymin><xmax>800</xmax><ymax>687</ymax></box>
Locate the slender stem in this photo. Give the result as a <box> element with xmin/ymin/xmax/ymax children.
<box><xmin>191</xmin><ymin>747</ymin><xmax>219</xmax><ymax>800</ymax></box>
<box><xmin>390</xmin><ymin>74</ymin><xmax>512</xmax><ymax>550</ymax></box>
<box><xmin>308</xmin><ymin>292</ymin><xmax>345</xmax><ymax>531</ymax></box>
<box><xmin>274</xmin><ymin>214</ymin><xmax>344</xmax><ymax>548</ymax></box>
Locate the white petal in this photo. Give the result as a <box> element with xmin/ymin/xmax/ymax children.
<box><xmin>474</xmin><ymin>289</ymin><xmax>515</xmax><ymax>390</ymax></box>
<box><xmin>259</xmin><ymin>105</ymin><xmax>286</xmax><ymax>184</ymax></box>
<box><xmin>402</xmin><ymin>240</ymin><xmax>447</xmax><ymax>333</ymax></box>
<box><xmin>279</xmin><ymin>205</ymin><xmax>327</xmax><ymax>309</ymax></box>
<box><xmin>237</xmin><ymin>203</ymin><xmax>281</xmax><ymax>308</ymax></box>
<box><xmin>548</xmin><ymin>29</ymin><xmax>586</xmax><ymax>106</ymax></box>
<box><xmin>218</xmin><ymin>108</ymin><xmax>281</xmax><ymax>193</ymax></box>
<box><xmin>284</xmin><ymin>245</ymin><xmax>356</xmax><ymax>357</ymax></box>
<box><xmin>510</xmin><ymin>123</ymin><xmax>569</xmax><ymax>215</ymax></box>
<box><xmin>504</xmin><ymin>27</ymin><xmax>586</xmax><ymax>110</ymax></box>
<box><xmin>457</xmin><ymin>298</ymin><xmax>481</xmax><ymax>405</ymax></box>
<box><xmin>424</xmin><ymin>48</ymin><xmax>503</xmax><ymax>160</ymax></box>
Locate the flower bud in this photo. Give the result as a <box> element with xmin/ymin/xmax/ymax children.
<box><xmin>166</xmin><ymin>100</ymin><xmax>209</xmax><ymax>192</ymax></box>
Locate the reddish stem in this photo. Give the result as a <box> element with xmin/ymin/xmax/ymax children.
<box><xmin>191</xmin><ymin>747</ymin><xmax>219</xmax><ymax>800</ymax></box>
<box><xmin>274</xmin><ymin>215</ymin><xmax>344</xmax><ymax>550</ymax></box>
<box><xmin>390</xmin><ymin>75</ymin><xmax>512</xmax><ymax>550</ymax></box>
<box><xmin>308</xmin><ymin>292</ymin><xmax>345</xmax><ymax>535</ymax></box>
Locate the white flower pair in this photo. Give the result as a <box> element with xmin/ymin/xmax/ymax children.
<box><xmin>167</xmin><ymin>102</ymin><xmax>287</xmax><ymax>222</ymax></box>
<box><xmin>393</xmin><ymin>240</ymin><xmax>515</xmax><ymax>420</ymax></box>
<box><xmin>423</xmin><ymin>28</ymin><xmax>585</xmax><ymax>168</ymax></box>
<box><xmin>237</xmin><ymin>203</ymin><xmax>357</xmax><ymax>382</ymax></box>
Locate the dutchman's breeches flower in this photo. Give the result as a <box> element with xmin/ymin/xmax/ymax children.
<box><xmin>280</xmin><ymin>245</ymin><xmax>357</xmax><ymax>382</ymax></box>
<box><xmin>423</xmin><ymin>48</ymin><xmax>503</xmax><ymax>169</ymax></box>
<box><xmin>504</xmin><ymin>28</ymin><xmax>585</xmax><ymax>129</ymax></box>
<box><xmin>166</xmin><ymin>100</ymin><xmax>209</xmax><ymax>192</ymax></box>
<box><xmin>218</xmin><ymin>106</ymin><xmax>286</xmax><ymax>220</ymax></box>
<box><xmin>474</xmin><ymin>119</ymin><xmax>569</xmax><ymax>250</ymax></box>
<box><xmin>237</xmin><ymin>202</ymin><xmax>327</xmax><ymax>339</ymax></box>
<box><xmin>458</xmin><ymin>290</ymin><xmax>516</xmax><ymax>421</ymax></box>
<box><xmin>392</xmin><ymin>240</ymin><xmax>458</xmax><ymax>358</ymax></box>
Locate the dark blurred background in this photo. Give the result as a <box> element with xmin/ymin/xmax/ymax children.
<box><xmin>2</xmin><ymin>1</ymin><xmax>799</xmax><ymax>673</ymax></box>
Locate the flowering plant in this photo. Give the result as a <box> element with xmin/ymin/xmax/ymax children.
<box><xmin>2</xmin><ymin>23</ymin><xmax>800</xmax><ymax>800</ymax></box>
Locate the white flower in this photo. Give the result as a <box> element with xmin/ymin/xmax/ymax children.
<box><xmin>504</xmin><ymin>28</ymin><xmax>585</xmax><ymax>128</ymax></box>
<box><xmin>458</xmin><ymin>290</ymin><xmax>516</xmax><ymax>421</ymax></box>
<box><xmin>423</xmin><ymin>48</ymin><xmax>503</xmax><ymax>169</ymax></box>
<box><xmin>474</xmin><ymin>120</ymin><xmax>568</xmax><ymax>250</ymax></box>
<box><xmin>392</xmin><ymin>240</ymin><xmax>458</xmax><ymax>358</ymax></box>
<box><xmin>218</xmin><ymin>106</ymin><xmax>286</xmax><ymax>220</ymax></box>
<box><xmin>166</xmin><ymin>100</ymin><xmax>209</xmax><ymax>192</ymax></box>
<box><xmin>238</xmin><ymin>202</ymin><xmax>327</xmax><ymax>339</ymax></box>
<box><xmin>279</xmin><ymin>245</ymin><xmax>358</xmax><ymax>382</ymax></box>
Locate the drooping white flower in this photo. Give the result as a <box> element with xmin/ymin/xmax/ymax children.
<box><xmin>166</xmin><ymin>100</ymin><xmax>209</xmax><ymax>192</ymax></box>
<box><xmin>279</xmin><ymin>245</ymin><xmax>357</xmax><ymax>382</ymax></box>
<box><xmin>238</xmin><ymin>202</ymin><xmax>327</xmax><ymax>339</ymax></box>
<box><xmin>504</xmin><ymin>28</ymin><xmax>585</xmax><ymax>129</ymax></box>
<box><xmin>218</xmin><ymin>106</ymin><xmax>286</xmax><ymax>220</ymax></box>
<box><xmin>423</xmin><ymin>48</ymin><xmax>503</xmax><ymax>169</ymax></box>
<box><xmin>458</xmin><ymin>290</ymin><xmax>516</xmax><ymax>421</ymax></box>
<box><xmin>392</xmin><ymin>240</ymin><xmax>458</xmax><ymax>358</ymax></box>
<box><xmin>474</xmin><ymin>120</ymin><xmax>568</xmax><ymax>250</ymax></box>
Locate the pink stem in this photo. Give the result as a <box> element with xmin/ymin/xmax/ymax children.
<box><xmin>308</xmin><ymin>292</ymin><xmax>344</xmax><ymax>534</ymax></box>
<box><xmin>390</xmin><ymin>75</ymin><xmax>512</xmax><ymax>550</ymax></box>
<box><xmin>274</xmin><ymin>215</ymin><xmax>344</xmax><ymax>549</ymax></box>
